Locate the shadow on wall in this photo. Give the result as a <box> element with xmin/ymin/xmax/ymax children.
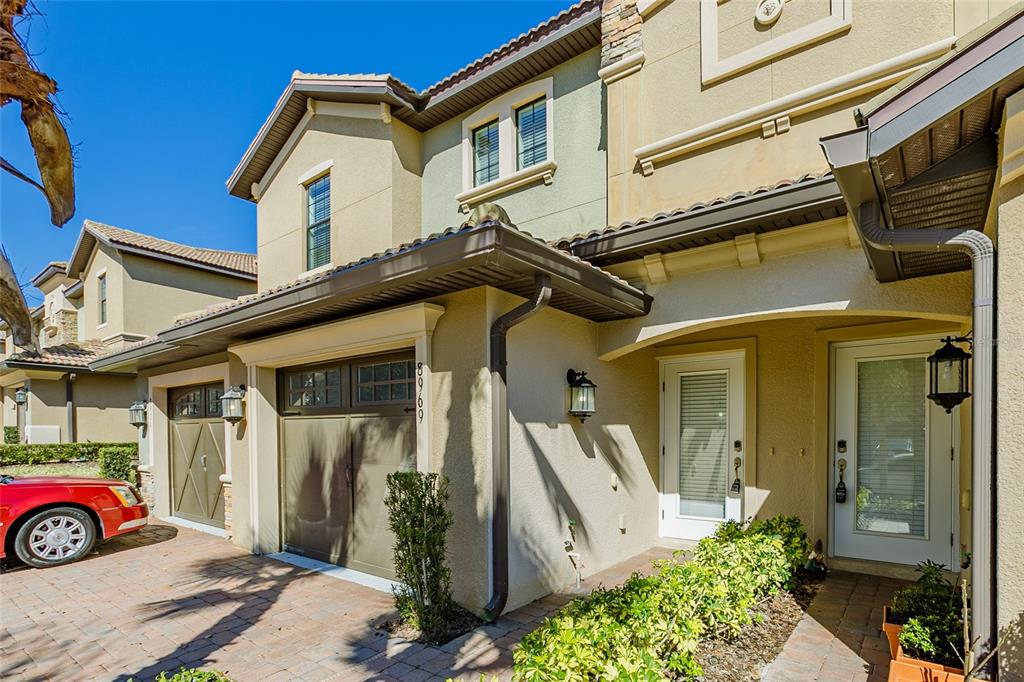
<box><xmin>1000</xmin><ymin>611</ymin><xmax>1024</xmax><ymax>681</ymax></box>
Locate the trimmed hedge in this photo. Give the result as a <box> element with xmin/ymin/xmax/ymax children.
<box><xmin>3</xmin><ymin>426</ymin><xmax>18</xmax><ymax>444</ymax></box>
<box><xmin>98</xmin><ymin>446</ymin><xmax>138</xmax><ymax>483</ymax></box>
<box><xmin>513</xmin><ymin>515</ymin><xmax>808</xmax><ymax>680</ymax></box>
<box><xmin>0</xmin><ymin>442</ymin><xmax>137</xmax><ymax>466</ymax></box>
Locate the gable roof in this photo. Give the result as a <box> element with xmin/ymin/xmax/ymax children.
<box><xmin>66</xmin><ymin>220</ymin><xmax>257</xmax><ymax>281</ymax></box>
<box><xmin>227</xmin><ymin>0</ymin><xmax>601</xmax><ymax>200</ymax></box>
<box><xmin>30</xmin><ymin>261</ymin><xmax>68</xmax><ymax>288</ymax></box>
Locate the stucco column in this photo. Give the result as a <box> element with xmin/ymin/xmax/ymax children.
<box><xmin>996</xmin><ymin>89</ymin><xmax>1024</xmax><ymax>676</ymax></box>
<box><xmin>246</xmin><ymin>364</ymin><xmax>280</xmax><ymax>555</ymax></box>
<box><xmin>414</xmin><ymin>332</ymin><xmax>434</xmax><ymax>473</ymax></box>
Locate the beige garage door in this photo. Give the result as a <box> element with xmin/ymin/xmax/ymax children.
<box><xmin>279</xmin><ymin>353</ymin><xmax>416</xmax><ymax>579</ymax></box>
<box><xmin>169</xmin><ymin>383</ymin><xmax>226</xmax><ymax>528</ymax></box>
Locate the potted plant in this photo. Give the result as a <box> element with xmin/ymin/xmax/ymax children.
<box><xmin>883</xmin><ymin>561</ymin><xmax>958</xmax><ymax>659</ymax></box>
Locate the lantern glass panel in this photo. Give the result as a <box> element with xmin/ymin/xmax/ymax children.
<box><xmin>221</xmin><ymin>393</ymin><xmax>244</xmax><ymax>421</ymax></box>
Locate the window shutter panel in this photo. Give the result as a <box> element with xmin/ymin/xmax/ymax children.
<box><xmin>516</xmin><ymin>99</ymin><xmax>547</xmax><ymax>169</ymax></box>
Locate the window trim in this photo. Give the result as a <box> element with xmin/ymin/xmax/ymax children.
<box><xmin>96</xmin><ymin>270</ymin><xmax>108</xmax><ymax>327</ymax></box>
<box><xmin>304</xmin><ymin>172</ymin><xmax>332</xmax><ymax>272</ymax></box>
<box><xmin>169</xmin><ymin>382</ymin><xmax>225</xmax><ymax>420</ymax></box>
<box><xmin>458</xmin><ymin>77</ymin><xmax>555</xmax><ymax>212</ymax></box>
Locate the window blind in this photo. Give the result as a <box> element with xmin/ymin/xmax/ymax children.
<box><xmin>516</xmin><ymin>98</ymin><xmax>547</xmax><ymax>170</ymax></box>
<box><xmin>678</xmin><ymin>372</ymin><xmax>728</xmax><ymax>519</ymax></box>
<box><xmin>473</xmin><ymin>120</ymin><xmax>499</xmax><ymax>186</ymax></box>
<box><xmin>306</xmin><ymin>175</ymin><xmax>331</xmax><ymax>269</ymax></box>
<box><xmin>855</xmin><ymin>357</ymin><xmax>927</xmax><ymax>537</ymax></box>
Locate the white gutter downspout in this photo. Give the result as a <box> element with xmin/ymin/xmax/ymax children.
<box><xmin>822</xmin><ymin>129</ymin><xmax>997</xmax><ymax>665</ymax></box>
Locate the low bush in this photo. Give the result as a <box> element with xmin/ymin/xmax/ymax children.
<box><xmin>154</xmin><ymin>668</ymin><xmax>230</xmax><ymax>681</ymax></box>
<box><xmin>0</xmin><ymin>442</ymin><xmax>136</xmax><ymax>466</ymax></box>
<box><xmin>513</xmin><ymin>515</ymin><xmax>807</xmax><ymax>680</ymax></box>
<box><xmin>3</xmin><ymin>426</ymin><xmax>18</xmax><ymax>444</ymax></box>
<box><xmin>98</xmin><ymin>446</ymin><xmax>138</xmax><ymax>483</ymax></box>
<box><xmin>890</xmin><ymin>560</ymin><xmax>958</xmax><ymax>624</ymax></box>
<box><xmin>384</xmin><ymin>470</ymin><xmax>455</xmax><ymax>643</ymax></box>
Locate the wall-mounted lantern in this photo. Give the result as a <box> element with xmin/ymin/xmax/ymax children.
<box><xmin>566</xmin><ymin>370</ymin><xmax>596</xmax><ymax>422</ymax></box>
<box><xmin>128</xmin><ymin>400</ymin><xmax>148</xmax><ymax>429</ymax></box>
<box><xmin>220</xmin><ymin>385</ymin><xmax>247</xmax><ymax>425</ymax></box>
<box><xmin>927</xmin><ymin>335</ymin><xmax>972</xmax><ymax>413</ymax></box>
<box><xmin>14</xmin><ymin>387</ymin><xmax>27</xmax><ymax>405</ymax></box>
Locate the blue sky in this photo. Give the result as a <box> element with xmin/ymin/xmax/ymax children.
<box><xmin>0</xmin><ymin>0</ymin><xmax>567</xmax><ymax>305</ymax></box>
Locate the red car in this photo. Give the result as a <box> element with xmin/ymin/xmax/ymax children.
<box><xmin>0</xmin><ymin>475</ymin><xmax>149</xmax><ymax>568</ymax></box>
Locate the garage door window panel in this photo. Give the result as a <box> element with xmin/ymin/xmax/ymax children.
<box><xmin>356</xmin><ymin>359</ymin><xmax>415</xmax><ymax>405</ymax></box>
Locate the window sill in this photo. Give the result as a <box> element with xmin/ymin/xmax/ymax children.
<box><xmin>299</xmin><ymin>262</ymin><xmax>336</xmax><ymax>279</ymax></box>
<box><xmin>456</xmin><ymin>159</ymin><xmax>557</xmax><ymax>213</ymax></box>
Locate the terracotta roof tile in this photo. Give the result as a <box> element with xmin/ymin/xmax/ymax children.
<box><xmin>423</xmin><ymin>0</ymin><xmax>600</xmax><ymax>98</ymax></box>
<box><xmin>551</xmin><ymin>171</ymin><xmax>835</xmax><ymax>250</ymax></box>
<box><xmin>6</xmin><ymin>340</ymin><xmax>107</xmax><ymax>368</ymax></box>
<box><xmin>292</xmin><ymin>71</ymin><xmax>420</xmax><ymax>102</ymax></box>
<box><xmin>83</xmin><ymin>220</ymin><xmax>257</xmax><ymax>277</ymax></box>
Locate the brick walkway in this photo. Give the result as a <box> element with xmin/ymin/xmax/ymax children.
<box><xmin>0</xmin><ymin>522</ymin><xmax>672</xmax><ymax>681</ymax></box>
<box><xmin>1</xmin><ymin>520</ymin><xmax>905</xmax><ymax>681</ymax></box>
<box><xmin>763</xmin><ymin>571</ymin><xmax>909</xmax><ymax>682</ymax></box>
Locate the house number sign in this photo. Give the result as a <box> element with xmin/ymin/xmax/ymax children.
<box><xmin>416</xmin><ymin>362</ymin><xmax>424</xmax><ymax>423</ymax></box>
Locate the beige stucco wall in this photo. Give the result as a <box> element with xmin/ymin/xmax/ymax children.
<box><xmin>996</xmin><ymin>89</ymin><xmax>1024</xmax><ymax>678</ymax></box>
<box><xmin>120</xmin><ymin>254</ymin><xmax>254</xmax><ymax>335</ymax></box>
<box><xmin>254</xmin><ymin>114</ymin><xmax>423</xmax><ymax>290</ymax></box>
<box><xmin>79</xmin><ymin>243</ymin><xmax>125</xmax><ymax>341</ymax></box>
<box><xmin>22</xmin><ymin>374</ymin><xmax>136</xmax><ymax>443</ymax></box>
<box><xmin>606</xmin><ymin>0</ymin><xmax>1011</xmax><ymax>225</ymax></box>
<box><xmin>420</xmin><ymin>49</ymin><xmax>607</xmax><ymax>242</ymax></box>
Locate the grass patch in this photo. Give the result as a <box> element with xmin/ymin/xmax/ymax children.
<box><xmin>1</xmin><ymin>461</ymin><xmax>102</xmax><ymax>477</ymax></box>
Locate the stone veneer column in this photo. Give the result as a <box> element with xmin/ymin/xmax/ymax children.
<box><xmin>601</xmin><ymin>0</ymin><xmax>642</xmax><ymax>70</ymax></box>
<box><xmin>222</xmin><ymin>483</ymin><xmax>233</xmax><ymax>536</ymax></box>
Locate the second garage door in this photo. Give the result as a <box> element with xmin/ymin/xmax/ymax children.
<box><xmin>279</xmin><ymin>353</ymin><xmax>416</xmax><ymax>580</ymax></box>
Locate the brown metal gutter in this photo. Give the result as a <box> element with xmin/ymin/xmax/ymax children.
<box><xmin>821</xmin><ymin>127</ymin><xmax>997</xmax><ymax>665</ymax></box>
<box><xmin>485</xmin><ymin>274</ymin><xmax>551</xmax><ymax>621</ymax></box>
<box><xmin>66</xmin><ymin>373</ymin><xmax>76</xmax><ymax>442</ymax></box>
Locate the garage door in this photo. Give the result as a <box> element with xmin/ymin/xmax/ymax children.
<box><xmin>279</xmin><ymin>353</ymin><xmax>416</xmax><ymax>579</ymax></box>
<box><xmin>169</xmin><ymin>383</ymin><xmax>226</xmax><ymax>528</ymax></box>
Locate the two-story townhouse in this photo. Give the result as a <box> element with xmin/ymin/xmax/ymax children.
<box><xmin>91</xmin><ymin>1</ymin><xmax>1023</xmax><ymax>669</ymax></box>
<box><xmin>1</xmin><ymin>219</ymin><xmax>256</xmax><ymax>445</ymax></box>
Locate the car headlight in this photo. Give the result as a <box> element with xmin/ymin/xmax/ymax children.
<box><xmin>109</xmin><ymin>485</ymin><xmax>141</xmax><ymax>507</ymax></box>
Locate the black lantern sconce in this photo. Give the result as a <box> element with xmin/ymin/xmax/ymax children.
<box><xmin>14</xmin><ymin>387</ymin><xmax>27</xmax><ymax>406</ymax></box>
<box><xmin>927</xmin><ymin>335</ymin><xmax>972</xmax><ymax>413</ymax></box>
<box><xmin>566</xmin><ymin>370</ymin><xmax>596</xmax><ymax>422</ymax></box>
<box><xmin>128</xmin><ymin>400</ymin><xmax>148</xmax><ymax>429</ymax></box>
<box><xmin>220</xmin><ymin>385</ymin><xmax>247</xmax><ymax>425</ymax></box>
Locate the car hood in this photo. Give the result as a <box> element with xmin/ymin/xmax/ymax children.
<box><xmin>3</xmin><ymin>475</ymin><xmax>127</xmax><ymax>487</ymax></box>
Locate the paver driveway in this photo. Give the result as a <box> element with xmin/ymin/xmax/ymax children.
<box><xmin>1</xmin><ymin>520</ymin><xmax>907</xmax><ymax>681</ymax></box>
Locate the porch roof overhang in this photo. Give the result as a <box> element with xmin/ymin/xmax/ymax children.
<box><xmin>89</xmin><ymin>222</ymin><xmax>651</xmax><ymax>372</ymax></box>
<box><xmin>822</xmin><ymin>5</ymin><xmax>1023</xmax><ymax>282</ymax></box>
<box><xmin>564</xmin><ymin>172</ymin><xmax>848</xmax><ymax>266</ymax></box>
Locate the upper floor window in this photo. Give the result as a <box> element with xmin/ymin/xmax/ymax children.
<box><xmin>516</xmin><ymin>98</ymin><xmax>547</xmax><ymax>170</ymax></box>
<box><xmin>97</xmin><ymin>273</ymin><xmax>107</xmax><ymax>325</ymax></box>
<box><xmin>306</xmin><ymin>174</ymin><xmax>331</xmax><ymax>270</ymax></box>
<box><xmin>473</xmin><ymin>120</ymin><xmax>500</xmax><ymax>187</ymax></box>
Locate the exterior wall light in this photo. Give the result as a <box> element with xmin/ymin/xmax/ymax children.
<box><xmin>14</xmin><ymin>387</ymin><xmax>27</xmax><ymax>405</ymax></box>
<box><xmin>927</xmin><ymin>335</ymin><xmax>972</xmax><ymax>413</ymax></box>
<box><xmin>566</xmin><ymin>369</ymin><xmax>596</xmax><ymax>422</ymax></box>
<box><xmin>128</xmin><ymin>400</ymin><xmax>148</xmax><ymax>428</ymax></box>
<box><xmin>220</xmin><ymin>385</ymin><xmax>246</xmax><ymax>424</ymax></box>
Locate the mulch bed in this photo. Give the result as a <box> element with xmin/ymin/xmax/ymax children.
<box><xmin>378</xmin><ymin>604</ymin><xmax>483</xmax><ymax>645</ymax></box>
<box><xmin>693</xmin><ymin>578</ymin><xmax>821</xmax><ymax>681</ymax></box>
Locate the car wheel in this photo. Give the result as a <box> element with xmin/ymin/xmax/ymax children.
<box><xmin>13</xmin><ymin>507</ymin><xmax>96</xmax><ymax>568</ymax></box>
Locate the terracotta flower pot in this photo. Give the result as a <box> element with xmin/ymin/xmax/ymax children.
<box><xmin>887</xmin><ymin>645</ymin><xmax>965</xmax><ymax>682</ymax></box>
<box><xmin>882</xmin><ymin>605</ymin><xmax>903</xmax><ymax>659</ymax></box>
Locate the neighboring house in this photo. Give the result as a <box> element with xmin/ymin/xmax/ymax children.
<box><xmin>1</xmin><ymin>220</ymin><xmax>257</xmax><ymax>444</ymax></box>
<box><xmin>90</xmin><ymin>1</ymin><xmax>1023</xmax><ymax>672</ymax></box>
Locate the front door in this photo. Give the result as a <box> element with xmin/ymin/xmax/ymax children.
<box><xmin>661</xmin><ymin>352</ymin><xmax>745</xmax><ymax>540</ymax></box>
<box><xmin>832</xmin><ymin>338</ymin><xmax>956</xmax><ymax>567</ymax></box>
<box><xmin>169</xmin><ymin>383</ymin><xmax>226</xmax><ymax>528</ymax></box>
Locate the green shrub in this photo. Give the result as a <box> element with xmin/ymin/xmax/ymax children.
<box><xmin>899</xmin><ymin>612</ymin><xmax>963</xmax><ymax>667</ymax></box>
<box><xmin>513</xmin><ymin>515</ymin><xmax>803</xmax><ymax>680</ymax></box>
<box><xmin>890</xmin><ymin>560</ymin><xmax>958</xmax><ymax>624</ymax></box>
<box><xmin>98</xmin><ymin>446</ymin><xmax>137</xmax><ymax>483</ymax></box>
<box><xmin>384</xmin><ymin>470</ymin><xmax>455</xmax><ymax>642</ymax></box>
<box><xmin>713</xmin><ymin>514</ymin><xmax>809</xmax><ymax>580</ymax></box>
<box><xmin>3</xmin><ymin>426</ymin><xmax>18</xmax><ymax>444</ymax></box>
<box><xmin>0</xmin><ymin>442</ymin><xmax>136</xmax><ymax>466</ymax></box>
<box><xmin>154</xmin><ymin>668</ymin><xmax>230</xmax><ymax>681</ymax></box>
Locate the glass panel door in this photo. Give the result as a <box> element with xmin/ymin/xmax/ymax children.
<box><xmin>661</xmin><ymin>352</ymin><xmax>744</xmax><ymax>540</ymax></box>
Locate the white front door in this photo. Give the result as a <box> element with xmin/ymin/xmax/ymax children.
<box><xmin>661</xmin><ymin>352</ymin><xmax>744</xmax><ymax>540</ymax></box>
<box><xmin>832</xmin><ymin>338</ymin><xmax>956</xmax><ymax>568</ymax></box>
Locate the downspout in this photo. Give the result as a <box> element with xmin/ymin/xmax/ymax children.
<box><xmin>822</xmin><ymin>129</ymin><xmax>997</xmax><ymax>662</ymax></box>
<box><xmin>485</xmin><ymin>274</ymin><xmax>552</xmax><ymax>621</ymax></box>
<box><xmin>66</xmin><ymin>372</ymin><xmax>76</xmax><ymax>443</ymax></box>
